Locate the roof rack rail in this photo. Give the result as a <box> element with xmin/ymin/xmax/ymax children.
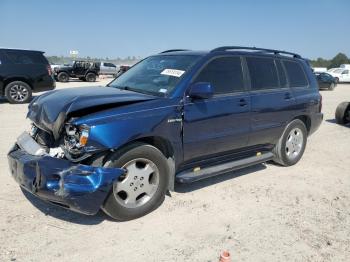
<box><xmin>210</xmin><ymin>46</ymin><xmax>301</xmax><ymax>58</ymax></box>
<box><xmin>160</xmin><ymin>49</ymin><xmax>190</xmax><ymax>54</ymax></box>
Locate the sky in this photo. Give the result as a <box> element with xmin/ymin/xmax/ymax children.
<box><xmin>1</xmin><ymin>0</ymin><xmax>349</xmax><ymax>59</ymax></box>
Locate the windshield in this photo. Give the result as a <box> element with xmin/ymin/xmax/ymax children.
<box><xmin>334</xmin><ymin>69</ymin><xmax>344</xmax><ymax>73</ymax></box>
<box><xmin>108</xmin><ymin>55</ymin><xmax>201</xmax><ymax>96</ymax></box>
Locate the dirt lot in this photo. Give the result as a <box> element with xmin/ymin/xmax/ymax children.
<box><xmin>0</xmin><ymin>79</ymin><xmax>349</xmax><ymax>262</ymax></box>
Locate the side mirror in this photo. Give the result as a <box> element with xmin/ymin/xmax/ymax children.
<box><xmin>188</xmin><ymin>82</ymin><xmax>214</xmax><ymax>100</ymax></box>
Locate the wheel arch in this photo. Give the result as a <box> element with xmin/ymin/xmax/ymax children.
<box><xmin>293</xmin><ymin>115</ymin><xmax>311</xmax><ymax>134</ymax></box>
<box><xmin>2</xmin><ymin>77</ymin><xmax>33</xmax><ymax>95</ymax></box>
<box><xmin>105</xmin><ymin>136</ymin><xmax>176</xmax><ymax>191</ymax></box>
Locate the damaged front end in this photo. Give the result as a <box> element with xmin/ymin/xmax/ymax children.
<box><xmin>8</xmin><ymin>132</ymin><xmax>124</xmax><ymax>215</ymax></box>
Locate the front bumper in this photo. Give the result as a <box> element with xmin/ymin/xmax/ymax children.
<box><xmin>8</xmin><ymin>145</ymin><xmax>124</xmax><ymax>215</ymax></box>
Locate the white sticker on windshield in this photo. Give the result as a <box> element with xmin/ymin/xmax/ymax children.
<box><xmin>161</xmin><ymin>68</ymin><xmax>185</xmax><ymax>77</ymax></box>
<box><xmin>159</xmin><ymin>88</ymin><xmax>167</xmax><ymax>93</ymax></box>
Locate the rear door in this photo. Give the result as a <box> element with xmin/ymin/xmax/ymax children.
<box><xmin>183</xmin><ymin>56</ymin><xmax>251</xmax><ymax>161</ymax></box>
<box><xmin>246</xmin><ymin>56</ymin><xmax>296</xmax><ymax>146</ymax></box>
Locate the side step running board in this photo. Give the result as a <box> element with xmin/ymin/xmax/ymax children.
<box><xmin>176</xmin><ymin>152</ymin><xmax>274</xmax><ymax>183</ymax></box>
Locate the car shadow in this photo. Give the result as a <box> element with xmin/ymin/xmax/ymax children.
<box><xmin>325</xmin><ymin>118</ymin><xmax>350</xmax><ymax>127</ymax></box>
<box><xmin>175</xmin><ymin>163</ymin><xmax>267</xmax><ymax>193</ymax></box>
<box><xmin>21</xmin><ymin>188</ymin><xmax>111</xmax><ymax>225</ymax></box>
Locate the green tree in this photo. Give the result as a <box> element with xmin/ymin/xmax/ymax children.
<box><xmin>329</xmin><ymin>53</ymin><xmax>350</xmax><ymax>68</ymax></box>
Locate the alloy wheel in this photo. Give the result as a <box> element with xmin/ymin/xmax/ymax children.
<box><xmin>113</xmin><ymin>158</ymin><xmax>160</xmax><ymax>208</ymax></box>
<box><xmin>285</xmin><ymin>127</ymin><xmax>304</xmax><ymax>160</ymax></box>
<box><xmin>9</xmin><ymin>84</ymin><xmax>29</xmax><ymax>102</ymax></box>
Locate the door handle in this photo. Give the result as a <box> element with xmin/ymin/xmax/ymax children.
<box><xmin>284</xmin><ymin>93</ymin><xmax>292</xmax><ymax>100</ymax></box>
<box><xmin>239</xmin><ymin>98</ymin><xmax>247</xmax><ymax>107</ymax></box>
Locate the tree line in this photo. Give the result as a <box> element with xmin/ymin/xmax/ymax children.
<box><xmin>310</xmin><ymin>53</ymin><xmax>350</xmax><ymax>69</ymax></box>
<box><xmin>46</xmin><ymin>55</ymin><xmax>141</xmax><ymax>66</ymax></box>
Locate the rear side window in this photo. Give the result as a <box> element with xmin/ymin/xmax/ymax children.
<box><xmin>276</xmin><ymin>60</ymin><xmax>287</xmax><ymax>88</ymax></box>
<box><xmin>194</xmin><ymin>57</ymin><xmax>244</xmax><ymax>94</ymax></box>
<box><xmin>4</xmin><ymin>50</ymin><xmax>48</xmax><ymax>65</ymax></box>
<box><xmin>283</xmin><ymin>60</ymin><xmax>308</xmax><ymax>87</ymax></box>
<box><xmin>246</xmin><ymin>57</ymin><xmax>279</xmax><ymax>90</ymax></box>
<box><xmin>105</xmin><ymin>62</ymin><xmax>116</xmax><ymax>67</ymax></box>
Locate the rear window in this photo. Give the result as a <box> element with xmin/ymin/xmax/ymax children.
<box><xmin>246</xmin><ymin>57</ymin><xmax>279</xmax><ymax>90</ymax></box>
<box><xmin>4</xmin><ymin>50</ymin><xmax>48</xmax><ymax>65</ymax></box>
<box><xmin>283</xmin><ymin>60</ymin><xmax>308</xmax><ymax>87</ymax></box>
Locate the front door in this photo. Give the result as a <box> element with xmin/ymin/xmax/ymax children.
<box><xmin>339</xmin><ymin>69</ymin><xmax>350</xmax><ymax>82</ymax></box>
<box><xmin>183</xmin><ymin>56</ymin><xmax>250</xmax><ymax>162</ymax></box>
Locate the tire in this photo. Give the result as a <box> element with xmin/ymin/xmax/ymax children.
<box><xmin>335</xmin><ymin>102</ymin><xmax>350</xmax><ymax>125</ymax></box>
<box><xmin>5</xmin><ymin>81</ymin><xmax>32</xmax><ymax>104</ymax></box>
<box><xmin>272</xmin><ymin>119</ymin><xmax>307</xmax><ymax>166</ymax></box>
<box><xmin>102</xmin><ymin>142</ymin><xmax>170</xmax><ymax>221</ymax></box>
<box><xmin>57</xmin><ymin>72</ymin><xmax>69</xmax><ymax>82</ymax></box>
<box><xmin>329</xmin><ymin>83</ymin><xmax>335</xmax><ymax>91</ymax></box>
<box><xmin>334</xmin><ymin>77</ymin><xmax>339</xmax><ymax>83</ymax></box>
<box><xmin>85</xmin><ymin>72</ymin><xmax>96</xmax><ymax>82</ymax></box>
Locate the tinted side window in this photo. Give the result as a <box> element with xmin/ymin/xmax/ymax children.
<box><xmin>195</xmin><ymin>57</ymin><xmax>244</xmax><ymax>94</ymax></box>
<box><xmin>4</xmin><ymin>50</ymin><xmax>48</xmax><ymax>65</ymax></box>
<box><xmin>276</xmin><ymin>60</ymin><xmax>287</xmax><ymax>88</ymax></box>
<box><xmin>283</xmin><ymin>60</ymin><xmax>308</xmax><ymax>87</ymax></box>
<box><xmin>246</xmin><ymin>57</ymin><xmax>279</xmax><ymax>90</ymax></box>
<box><xmin>105</xmin><ymin>63</ymin><xmax>116</xmax><ymax>67</ymax></box>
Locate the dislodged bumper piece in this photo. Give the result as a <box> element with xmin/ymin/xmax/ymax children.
<box><xmin>8</xmin><ymin>146</ymin><xmax>124</xmax><ymax>215</ymax></box>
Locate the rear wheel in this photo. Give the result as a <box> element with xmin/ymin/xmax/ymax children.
<box><xmin>335</xmin><ymin>102</ymin><xmax>350</xmax><ymax>125</ymax></box>
<box><xmin>85</xmin><ymin>72</ymin><xmax>96</xmax><ymax>82</ymax></box>
<box><xmin>57</xmin><ymin>72</ymin><xmax>69</xmax><ymax>82</ymax></box>
<box><xmin>273</xmin><ymin>119</ymin><xmax>307</xmax><ymax>166</ymax></box>
<box><xmin>5</xmin><ymin>81</ymin><xmax>32</xmax><ymax>104</ymax></box>
<box><xmin>102</xmin><ymin>143</ymin><xmax>169</xmax><ymax>221</ymax></box>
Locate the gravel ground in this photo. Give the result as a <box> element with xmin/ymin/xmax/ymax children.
<box><xmin>0</xmin><ymin>79</ymin><xmax>349</xmax><ymax>262</ymax></box>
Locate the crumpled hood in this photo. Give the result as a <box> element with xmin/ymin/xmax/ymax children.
<box><xmin>27</xmin><ymin>86</ymin><xmax>156</xmax><ymax>138</ymax></box>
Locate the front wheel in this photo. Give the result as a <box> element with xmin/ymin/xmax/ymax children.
<box><xmin>329</xmin><ymin>83</ymin><xmax>335</xmax><ymax>91</ymax></box>
<box><xmin>273</xmin><ymin>119</ymin><xmax>307</xmax><ymax>166</ymax></box>
<box><xmin>102</xmin><ymin>143</ymin><xmax>170</xmax><ymax>221</ymax></box>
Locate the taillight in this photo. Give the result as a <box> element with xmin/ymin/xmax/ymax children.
<box><xmin>319</xmin><ymin>94</ymin><xmax>322</xmax><ymax>112</ymax></box>
<box><xmin>47</xmin><ymin>65</ymin><xmax>52</xmax><ymax>76</ymax></box>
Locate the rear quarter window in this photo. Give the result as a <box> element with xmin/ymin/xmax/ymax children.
<box><xmin>283</xmin><ymin>60</ymin><xmax>308</xmax><ymax>87</ymax></box>
<box><xmin>246</xmin><ymin>57</ymin><xmax>279</xmax><ymax>90</ymax></box>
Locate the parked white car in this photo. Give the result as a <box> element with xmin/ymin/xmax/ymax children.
<box><xmin>327</xmin><ymin>68</ymin><xmax>340</xmax><ymax>73</ymax></box>
<box><xmin>329</xmin><ymin>68</ymin><xmax>350</xmax><ymax>82</ymax></box>
<box><xmin>313</xmin><ymin>67</ymin><xmax>327</xmax><ymax>73</ymax></box>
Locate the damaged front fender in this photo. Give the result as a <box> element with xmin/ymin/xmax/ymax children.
<box><xmin>8</xmin><ymin>146</ymin><xmax>124</xmax><ymax>215</ymax></box>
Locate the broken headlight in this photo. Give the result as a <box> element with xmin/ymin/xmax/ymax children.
<box><xmin>64</xmin><ymin>124</ymin><xmax>90</xmax><ymax>155</ymax></box>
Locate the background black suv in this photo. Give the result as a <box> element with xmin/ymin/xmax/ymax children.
<box><xmin>0</xmin><ymin>48</ymin><xmax>55</xmax><ymax>104</ymax></box>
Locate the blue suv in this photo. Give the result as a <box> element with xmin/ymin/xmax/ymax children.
<box><xmin>8</xmin><ymin>46</ymin><xmax>323</xmax><ymax>220</ymax></box>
